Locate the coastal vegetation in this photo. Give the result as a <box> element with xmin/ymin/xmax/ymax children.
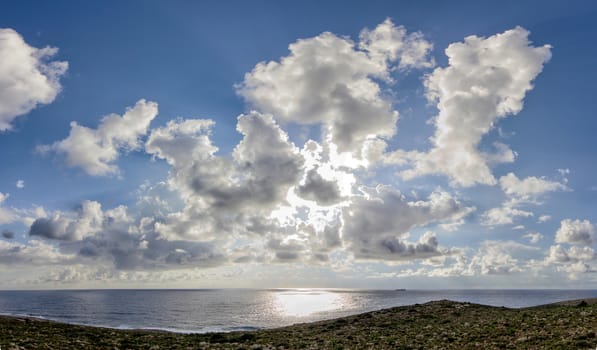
<box><xmin>1</xmin><ymin>299</ymin><xmax>596</xmax><ymax>349</ymax></box>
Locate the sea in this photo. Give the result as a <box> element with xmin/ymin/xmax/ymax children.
<box><xmin>1</xmin><ymin>289</ymin><xmax>596</xmax><ymax>333</ymax></box>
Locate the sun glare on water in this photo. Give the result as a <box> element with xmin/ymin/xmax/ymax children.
<box><xmin>274</xmin><ymin>290</ymin><xmax>345</xmax><ymax>317</ymax></box>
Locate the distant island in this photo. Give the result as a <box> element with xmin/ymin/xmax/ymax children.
<box><xmin>1</xmin><ymin>299</ymin><xmax>596</xmax><ymax>349</ymax></box>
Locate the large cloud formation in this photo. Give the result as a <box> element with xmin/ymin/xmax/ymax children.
<box><xmin>0</xmin><ymin>29</ymin><xmax>68</xmax><ymax>131</ymax></box>
<box><xmin>342</xmin><ymin>186</ymin><xmax>473</xmax><ymax>260</ymax></box>
<box><xmin>238</xmin><ymin>19</ymin><xmax>433</xmax><ymax>159</ymax></box>
<box><xmin>28</xmin><ymin>201</ymin><xmax>223</xmax><ymax>270</ymax></box>
<box><xmin>399</xmin><ymin>27</ymin><xmax>552</xmax><ymax>186</ymax></box>
<box><xmin>4</xmin><ymin>20</ymin><xmax>584</xmax><ymax>286</ymax></box>
<box><xmin>146</xmin><ymin>111</ymin><xmax>304</xmax><ymax>241</ymax></box>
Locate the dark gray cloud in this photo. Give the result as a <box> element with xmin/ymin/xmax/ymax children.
<box><xmin>25</xmin><ymin>201</ymin><xmax>226</xmax><ymax>271</ymax></box>
<box><xmin>312</xmin><ymin>252</ymin><xmax>329</xmax><ymax>262</ymax></box>
<box><xmin>72</xmin><ymin>225</ymin><xmax>225</xmax><ymax>270</ymax></box>
<box><xmin>352</xmin><ymin>232</ymin><xmax>442</xmax><ymax>261</ymax></box>
<box><xmin>28</xmin><ymin>200</ymin><xmax>103</xmax><ymax>241</ymax></box>
<box><xmin>275</xmin><ymin>251</ymin><xmax>300</xmax><ymax>261</ymax></box>
<box><xmin>342</xmin><ymin>186</ymin><xmax>472</xmax><ymax>261</ymax></box>
<box><xmin>1</xmin><ymin>230</ymin><xmax>15</xmax><ymax>239</ymax></box>
<box><xmin>267</xmin><ymin>238</ymin><xmax>305</xmax><ymax>263</ymax></box>
<box><xmin>343</xmin><ymin>186</ymin><xmax>472</xmax><ymax>240</ymax></box>
<box><xmin>296</xmin><ymin>168</ymin><xmax>343</xmax><ymax>206</ymax></box>
<box><xmin>29</xmin><ymin>218</ymin><xmax>66</xmax><ymax>240</ymax></box>
<box><xmin>321</xmin><ymin>224</ymin><xmax>342</xmax><ymax>250</ymax></box>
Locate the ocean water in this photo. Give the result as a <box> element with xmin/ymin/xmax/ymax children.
<box><xmin>1</xmin><ymin>289</ymin><xmax>596</xmax><ymax>333</ymax></box>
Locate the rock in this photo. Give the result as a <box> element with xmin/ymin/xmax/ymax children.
<box><xmin>516</xmin><ymin>336</ymin><xmax>529</xmax><ymax>343</ymax></box>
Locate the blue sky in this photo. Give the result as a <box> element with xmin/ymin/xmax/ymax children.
<box><xmin>1</xmin><ymin>0</ymin><xmax>597</xmax><ymax>289</ymax></box>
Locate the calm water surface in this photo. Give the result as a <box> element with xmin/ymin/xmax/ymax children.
<box><xmin>1</xmin><ymin>289</ymin><xmax>596</xmax><ymax>333</ymax></box>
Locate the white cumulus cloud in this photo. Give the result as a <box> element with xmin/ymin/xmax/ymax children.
<box><xmin>499</xmin><ymin>172</ymin><xmax>567</xmax><ymax>202</ymax></box>
<box><xmin>523</xmin><ymin>232</ymin><xmax>543</xmax><ymax>244</ymax></box>
<box><xmin>0</xmin><ymin>28</ymin><xmax>68</xmax><ymax>131</ymax></box>
<box><xmin>400</xmin><ymin>27</ymin><xmax>551</xmax><ymax>186</ymax></box>
<box><xmin>544</xmin><ymin>244</ymin><xmax>596</xmax><ymax>279</ymax></box>
<box><xmin>39</xmin><ymin>99</ymin><xmax>158</xmax><ymax>176</ymax></box>
<box><xmin>358</xmin><ymin>18</ymin><xmax>435</xmax><ymax>70</ymax></box>
<box><xmin>237</xmin><ymin>19</ymin><xmax>433</xmax><ymax>158</ymax></box>
<box><xmin>555</xmin><ymin>219</ymin><xmax>595</xmax><ymax>246</ymax></box>
<box><xmin>482</xmin><ymin>173</ymin><xmax>565</xmax><ymax>227</ymax></box>
<box><xmin>469</xmin><ymin>241</ymin><xmax>529</xmax><ymax>275</ymax></box>
<box><xmin>546</xmin><ymin>245</ymin><xmax>596</xmax><ymax>264</ymax></box>
<box><xmin>0</xmin><ymin>193</ymin><xmax>15</xmax><ymax>224</ymax></box>
<box><xmin>0</xmin><ymin>239</ymin><xmax>74</xmax><ymax>265</ymax></box>
<box><xmin>481</xmin><ymin>205</ymin><xmax>533</xmax><ymax>226</ymax></box>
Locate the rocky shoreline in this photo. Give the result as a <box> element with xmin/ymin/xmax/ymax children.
<box><xmin>1</xmin><ymin>299</ymin><xmax>596</xmax><ymax>349</ymax></box>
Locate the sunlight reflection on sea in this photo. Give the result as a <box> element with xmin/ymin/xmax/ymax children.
<box><xmin>273</xmin><ymin>289</ymin><xmax>349</xmax><ymax>317</ymax></box>
<box><xmin>2</xmin><ymin>289</ymin><xmax>597</xmax><ymax>333</ymax></box>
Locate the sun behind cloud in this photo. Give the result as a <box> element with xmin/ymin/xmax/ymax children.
<box><xmin>0</xmin><ymin>9</ymin><xmax>595</xmax><ymax>289</ymax></box>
